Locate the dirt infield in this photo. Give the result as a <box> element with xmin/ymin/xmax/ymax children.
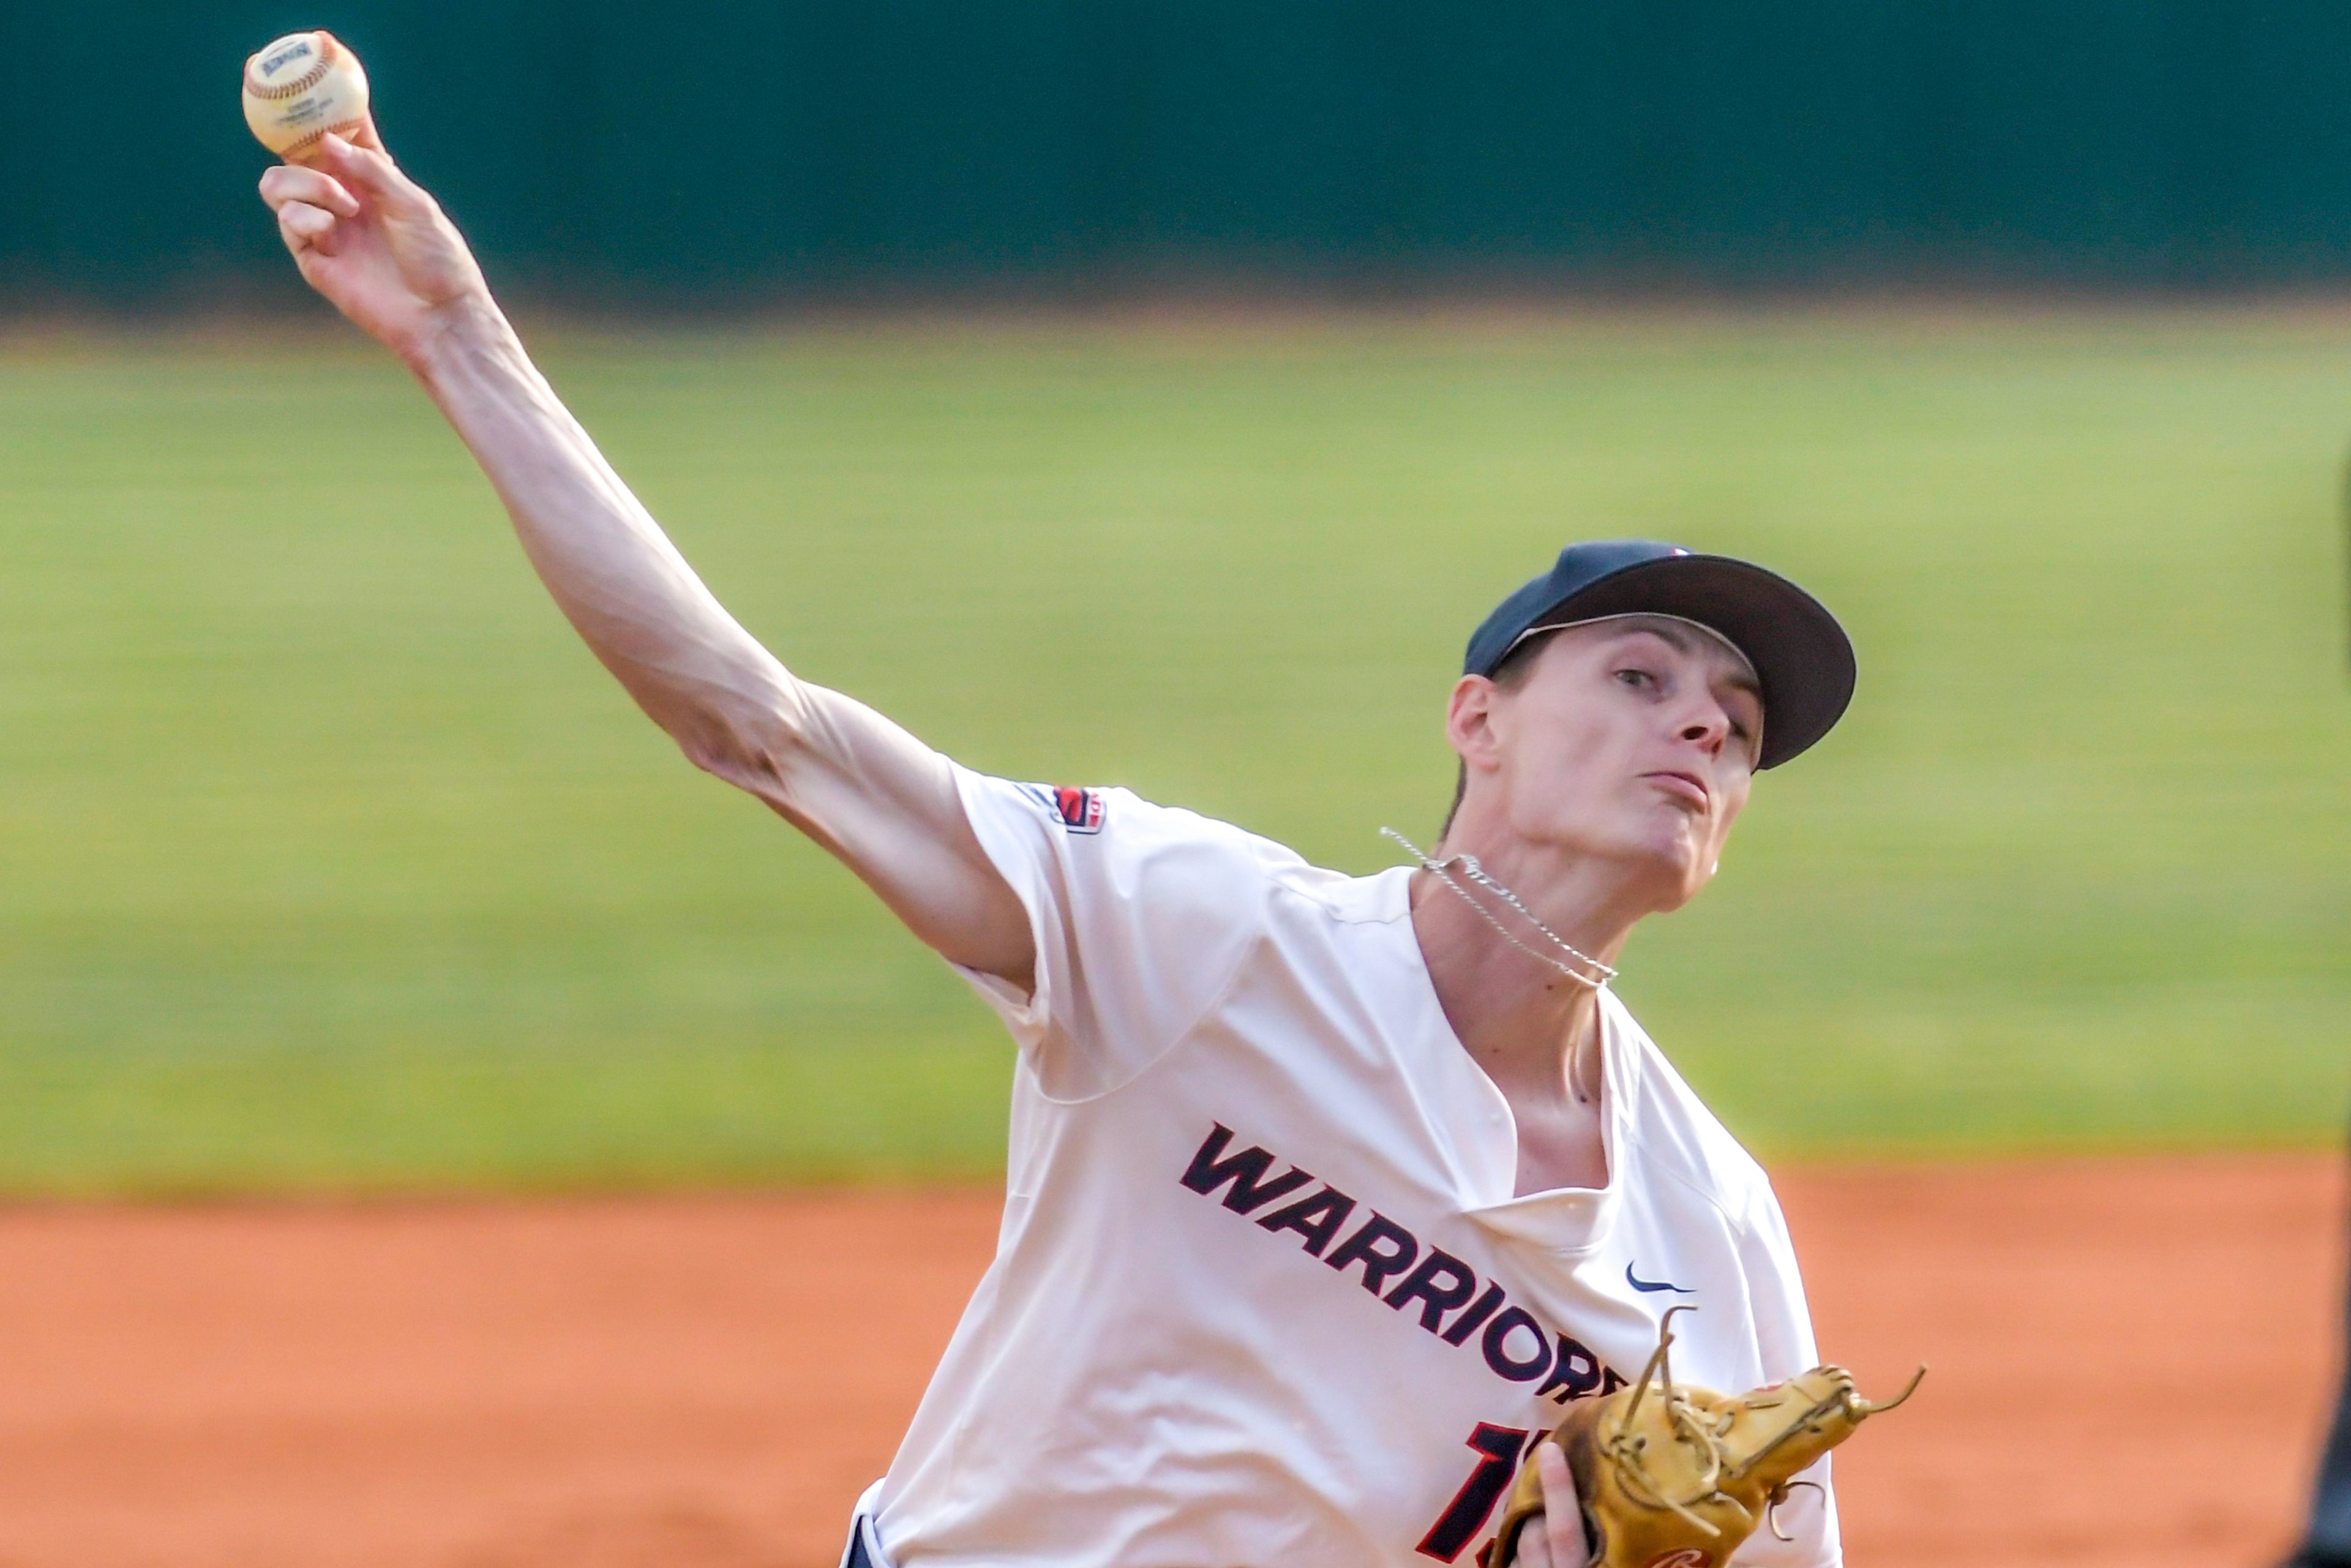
<box><xmin>0</xmin><ymin>1155</ymin><xmax>2339</xmax><ymax>1568</ymax></box>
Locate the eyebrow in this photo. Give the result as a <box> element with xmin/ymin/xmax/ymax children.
<box><xmin>1610</xmin><ymin>621</ymin><xmax>1763</xmax><ymax>697</ymax></box>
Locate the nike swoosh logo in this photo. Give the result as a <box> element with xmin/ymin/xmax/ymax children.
<box><xmin>1626</xmin><ymin>1262</ymin><xmax>1695</xmax><ymax>1296</ymax></box>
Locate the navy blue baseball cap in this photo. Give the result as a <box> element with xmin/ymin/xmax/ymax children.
<box><xmin>1463</xmin><ymin>540</ymin><xmax>1855</xmax><ymax>769</ymax></box>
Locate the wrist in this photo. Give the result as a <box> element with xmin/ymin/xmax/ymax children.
<box><xmin>402</xmin><ymin>290</ymin><xmax>509</xmax><ymax>386</ymax></box>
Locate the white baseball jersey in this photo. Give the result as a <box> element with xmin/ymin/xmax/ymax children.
<box><xmin>861</xmin><ymin>770</ymin><xmax>1839</xmax><ymax>1568</ymax></box>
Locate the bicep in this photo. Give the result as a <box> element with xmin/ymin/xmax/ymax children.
<box><xmin>705</xmin><ymin>678</ymin><xmax>1037</xmax><ymax>991</ymax></box>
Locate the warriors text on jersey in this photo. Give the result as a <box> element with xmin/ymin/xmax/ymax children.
<box><xmin>858</xmin><ymin>771</ymin><xmax>1839</xmax><ymax>1568</ymax></box>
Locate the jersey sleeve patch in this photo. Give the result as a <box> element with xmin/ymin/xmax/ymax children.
<box><xmin>1018</xmin><ymin>782</ymin><xmax>1106</xmax><ymax>834</ymax></box>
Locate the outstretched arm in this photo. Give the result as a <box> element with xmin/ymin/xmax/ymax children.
<box><xmin>258</xmin><ymin>132</ymin><xmax>1033</xmax><ymax>988</ymax></box>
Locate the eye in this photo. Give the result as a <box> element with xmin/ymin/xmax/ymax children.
<box><xmin>1614</xmin><ymin>667</ymin><xmax>1655</xmax><ymax>690</ymax></box>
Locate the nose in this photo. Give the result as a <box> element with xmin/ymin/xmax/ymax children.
<box><xmin>1677</xmin><ymin>702</ymin><xmax>1730</xmax><ymax>757</ymax></box>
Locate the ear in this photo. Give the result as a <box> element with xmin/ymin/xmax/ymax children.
<box><xmin>1444</xmin><ymin>674</ymin><xmax>1507</xmax><ymax>775</ymax></box>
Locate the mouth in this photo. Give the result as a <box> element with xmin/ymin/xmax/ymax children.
<box><xmin>1644</xmin><ymin>770</ymin><xmax>1709</xmax><ymax>810</ymax></box>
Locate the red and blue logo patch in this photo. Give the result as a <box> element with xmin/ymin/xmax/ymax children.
<box><xmin>1021</xmin><ymin>782</ymin><xmax>1106</xmax><ymax>834</ymax></box>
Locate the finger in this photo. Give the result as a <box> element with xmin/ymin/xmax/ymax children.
<box><xmin>275</xmin><ymin>204</ymin><xmax>312</xmax><ymax>261</ymax></box>
<box><xmin>348</xmin><ymin>110</ymin><xmax>389</xmax><ymax>156</ymax></box>
<box><xmin>1512</xmin><ymin>1518</ymin><xmax>1553</xmax><ymax>1568</ymax></box>
<box><xmin>277</xmin><ymin>200</ymin><xmax>341</xmax><ymax>257</ymax></box>
<box><xmin>1535</xmin><ymin>1441</ymin><xmax>1577</xmax><ymax>1510</ymax></box>
<box><xmin>1535</xmin><ymin>1444</ymin><xmax>1588</xmax><ymax>1568</ymax></box>
<box><xmin>315</xmin><ymin>133</ymin><xmax>412</xmax><ymax>203</ymax></box>
<box><xmin>259</xmin><ymin>164</ymin><xmax>359</xmax><ymax>219</ymax></box>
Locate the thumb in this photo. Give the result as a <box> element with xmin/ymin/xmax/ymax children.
<box><xmin>1535</xmin><ymin>1443</ymin><xmax>1591</xmax><ymax>1568</ymax></box>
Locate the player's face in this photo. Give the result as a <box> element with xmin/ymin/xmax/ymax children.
<box><xmin>1479</xmin><ymin>618</ymin><xmax>1761</xmax><ymax>909</ymax></box>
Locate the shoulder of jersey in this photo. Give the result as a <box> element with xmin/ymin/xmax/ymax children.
<box><xmin>1014</xmin><ymin>779</ymin><xmax>1376</xmax><ymax>928</ymax></box>
<box><xmin>1013</xmin><ymin>783</ymin><xmax>1302</xmax><ymax>861</ymax></box>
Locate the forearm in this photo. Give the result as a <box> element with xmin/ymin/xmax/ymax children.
<box><xmin>408</xmin><ymin>297</ymin><xmax>804</xmax><ymax>786</ymax></box>
<box><xmin>258</xmin><ymin>137</ymin><xmax>1035</xmax><ymax>985</ymax></box>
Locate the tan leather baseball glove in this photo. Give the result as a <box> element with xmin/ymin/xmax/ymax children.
<box><xmin>1490</xmin><ymin>1307</ymin><xmax>1922</xmax><ymax>1568</ymax></box>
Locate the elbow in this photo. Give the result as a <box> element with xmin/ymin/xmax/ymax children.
<box><xmin>673</xmin><ymin>705</ymin><xmax>804</xmax><ymax>803</ymax></box>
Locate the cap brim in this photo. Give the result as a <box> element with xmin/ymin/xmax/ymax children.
<box><xmin>1526</xmin><ymin>554</ymin><xmax>1855</xmax><ymax>768</ymax></box>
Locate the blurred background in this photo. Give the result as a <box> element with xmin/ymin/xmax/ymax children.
<box><xmin>2</xmin><ymin>6</ymin><xmax>2349</xmax><ymax>1567</ymax></box>
<box><xmin>28</xmin><ymin>1</ymin><xmax>2351</xmax><ymax>307</ymax></box>
<box><xmin>2</xmin><ymin>0</ymin><xmax>2345</xmax><ymax>1190</ymax></box>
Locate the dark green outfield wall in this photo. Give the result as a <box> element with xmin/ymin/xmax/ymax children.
<box><xmin>10</xmin><ymin>1</ymin><xmax>2351</xmax><ymax>307</ymax></box>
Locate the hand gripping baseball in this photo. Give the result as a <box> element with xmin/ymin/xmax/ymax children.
<box><xmin>257</xmin><ymin>127</ymin><xmax>492</xmax><ymax>369</ymax></box>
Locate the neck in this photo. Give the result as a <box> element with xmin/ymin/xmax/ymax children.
<box><xmin>1408</xmin><ymin>833</ymin><xmax>1651</xmax><ymax>1103</ymax></box>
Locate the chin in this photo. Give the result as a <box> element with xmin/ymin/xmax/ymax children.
<box><xmin>1648</xmin><ymin>869</ymin><xmax>1712</xmax><ymax>913</ymax></box>
<box><xmin>1614</xmin><ymin>829</ymin><xmax>1712</xmax><ymax>909</ymax></box>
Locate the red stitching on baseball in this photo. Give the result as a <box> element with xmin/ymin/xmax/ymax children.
<box><xmin>279</xmin><ymin>118</ymin><xmax>367</xmax><ymax>156</ymax></box>
<box><xmin>245</xmin><ymin>32</ymin><xmax>340</xmax><ymax>103</ymax></box>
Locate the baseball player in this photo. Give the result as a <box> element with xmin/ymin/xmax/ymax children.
<box><xmin>259</xmin><ymin>131</ymin><xmax>1861</xmax><ymax>1568</ymax></box>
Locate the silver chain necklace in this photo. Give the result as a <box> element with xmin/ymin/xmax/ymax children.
<box><xmin>1379</xmin><ymin>827</ymin><xmax>1618</xmax><ymax>991</ymax></box>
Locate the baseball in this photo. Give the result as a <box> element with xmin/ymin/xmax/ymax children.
<box><xmin>241</xmin><ymin>30</ymin><xmax>369</xmax><ymax>161</ymax></box>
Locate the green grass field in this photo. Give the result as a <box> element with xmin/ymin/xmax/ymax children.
<box><xmin>3</xmin><ymin>310</ymin><xmax>2347</xmax><ymax>1195</ymax></box>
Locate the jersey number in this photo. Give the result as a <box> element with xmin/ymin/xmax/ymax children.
<box><xmin>1415</xmin><ymin>1422</ymin><xmax>1532</xmax><ymax>1563</ymax></box>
